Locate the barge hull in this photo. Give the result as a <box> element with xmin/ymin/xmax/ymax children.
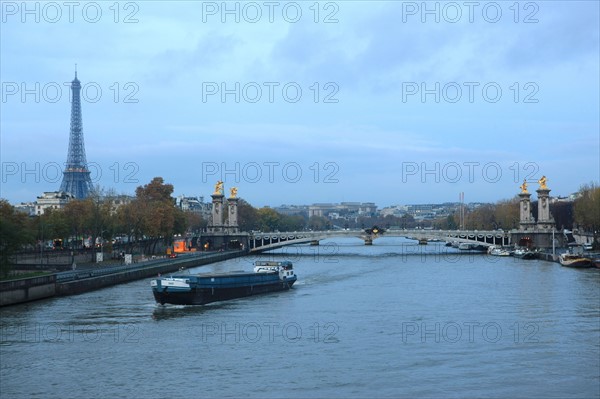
<box><xmin>153</xmin><ymin>279</ymin><xmax>296</xmax><ymax>305</ymax></box>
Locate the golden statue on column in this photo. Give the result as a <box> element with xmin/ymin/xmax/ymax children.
<box><xmin>214</xmin><ymin>181</ymin><xmax>224</xmax><ymax>195</ymax></box>
<box><xmin>520</xmin><ymin>179</ymin><xmax>528</xmax><ymax>193</ymax></box>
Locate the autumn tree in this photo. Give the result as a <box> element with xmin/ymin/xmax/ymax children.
<box><xmin>256</xmin><ymin>207</ymin><xmax>282</xmax><ymax>232</ymax></box>
<box><xmin>434</xmin><ymin>213</ymin><xmax>458</xmax><ymax>230</ymax></box>
<box><xmin>237</xmin><ymin>199</ymin><xmax>259</xmax><ymax>231</ymax></box>
<box><xmin>398</xmin><ymin>214</ymin><xmax>416</xmax><ymax>229</ymax></box>
<box><xmin>574</xmin><ymin>183</ymin><xmax>600</xmax><ymax>248</ymax></box>
<box><xmin>278</xmin><ymin>214</ymin><xmax>306</xmax><ymax>231</ymax></box>
<box><xmin>0</xmin><ymin>200</ymin><xmax>32</xmax><ymax>277</ymax></box>
<box><xmin>38</xmin><ymin>207</ymin><xmax>70</xmax><ymax>243</ymax></box>
<box><xmin>62</xmin><ymin>199</ymin><xmax>93</xmax><ymax>247</ymax></box>
<box><xmin>90</xmin><ymin>193</ymin><xmax>118</xmax><ymax>256</ymax></box>
<box><xmin>494</xmin><ymin>197</ymin><xmax>519</xmax><ymax>230</ymax></box>
<box><xmin>184</xmin><ymin>212</ymin><xmax>206</xmax><ymax>234</ymax></box>
<box><xmin>230</xmin><ymin>200</ymin><xmax>306</xmax><ymax>232</ymax></box>
<box><xmin>115</xmin><ymin>200</ymin><xmax>145</xmax><ymax>252</ymax></box>
<box><xmin>130</xmin><ymin>177</ymin><xmax>187</xmax><ymax>254</ymax></box>
<box><xmin>308</xmin><ymin>215</ymin><xmax>330</xmax><ymax>230</ymax></box>
<box><xmin>550</xmin><ymin>201</ymin><xmax>574</xmax><ymax>230</ymax></box>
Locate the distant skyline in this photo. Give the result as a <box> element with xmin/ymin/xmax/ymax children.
<box><xmin>1</xmin><ymin>1</ymin><xmax>598</xmax><ymax>207</ymax></box>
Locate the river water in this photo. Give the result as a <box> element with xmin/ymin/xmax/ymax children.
<box><xmin>1</xmin><ymin>237</ymin><xmax>599</xmax><ymax>398</ymax></box>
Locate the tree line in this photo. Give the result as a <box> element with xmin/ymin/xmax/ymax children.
<box><xmin>1</xmin><ymin>177</ymin><xmax>187</xmax><ymax>276</ymax></box>
<box><xmin>1</xmin><ymin>178</ymin><xmax>598</xmax><ymax>277</ymax></box>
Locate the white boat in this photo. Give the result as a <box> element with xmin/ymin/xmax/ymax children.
<box><xmin>514</xmin><ymin>247</ymin><xmax>536</xmax><ymax>260</ymax></box>
<box><xmin>253</xmin><ymin>260</ymin><xmax>295</xmax><ymax>275</ymax></box>
<box><xmin>488</xmin><ymin>246</ymin><xmax>511</xmax><ymax>256</ymax></box>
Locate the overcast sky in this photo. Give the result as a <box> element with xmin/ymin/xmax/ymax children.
<box><xmin>1</xmin><ymin>1</ymin><xmax>598</xmax><ymax>207</ymax></box>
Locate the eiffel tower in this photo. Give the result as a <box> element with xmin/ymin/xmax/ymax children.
<box><xmin>59</xmin><ymin>68</ymin><xmax>93</xmax><ymax>199</ymax></box>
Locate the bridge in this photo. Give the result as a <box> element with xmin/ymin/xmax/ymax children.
<box><xmin>248</xmin><ymin>229</ymin><xmax>511</xmax><ymax>253</ymax></box>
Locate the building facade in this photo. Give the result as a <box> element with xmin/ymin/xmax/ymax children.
<box><xmin>34</xmin><ymin>191</ymin><xmax>74</xmax><ymax>215</ymax></box>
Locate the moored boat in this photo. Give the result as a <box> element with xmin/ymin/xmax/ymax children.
<box><xmin>488</xmin><ymin>245</ymin><xmax>511</xmax><ymax>256</ymax></box>
<box><xmin>458</xmin><ymin>243</ymin><xmax>487</xmax><ymax>251</ymax></box>
<box><xmin>559</xmin><ymin>253</ymin><xmax>592</xmax><ymax>268</ymax></box>
<box><xmin>514</xmin><ymin>247</ymin><xmax>536</xmax><ymax>260</ymax></box>
<box><xmin>151</xmin><ymin>261</ymin><xmax>297</xmax><ymax>305</ymax></box>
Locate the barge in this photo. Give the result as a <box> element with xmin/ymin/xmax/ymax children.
<box><xmin>151</xmin><ymin>261</ymin><xmax>297</xmax><ymax>305</ymax></box>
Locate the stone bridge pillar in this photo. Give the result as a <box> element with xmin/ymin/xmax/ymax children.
<box><xmin>519</xmin><ymin>192</ymin><xmax>535</xmax><ymax>231</ymax></box>
<box><xmin>227</xmin><ymin>196</ymin><xmax>239</xmax><ymax>233</ymax></box>
<box><xmin>210</xmin><ymin>193</ymin><xmax>224</xmax><ymax>232</ymax></box>
<box><xmin>536</xmin><ymin>188</ymin><xmax>554</xmax><ymax>230</ymax></box>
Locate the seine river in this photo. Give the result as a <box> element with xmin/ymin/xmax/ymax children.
<box><xmin>1</xmin><ymin>237</ymin><xmax>599</xmax><ymax>398</ymax></box>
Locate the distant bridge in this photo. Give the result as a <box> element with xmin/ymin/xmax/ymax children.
<box><xmin>248</xmin><ymin>229</ymin><xmax>511</xmax><ymax>253</ymax></box>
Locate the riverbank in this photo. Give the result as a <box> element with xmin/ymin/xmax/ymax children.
<box><xmin>0</xmin><ymin>250</ymin><xmax>246</xmax><ymax>307</ymax></box>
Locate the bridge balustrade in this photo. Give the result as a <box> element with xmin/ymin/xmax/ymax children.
<box><xmin>248</xmin><ymin>229</ymin><xmax>510</xmax><ymax>252</ymax></box>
